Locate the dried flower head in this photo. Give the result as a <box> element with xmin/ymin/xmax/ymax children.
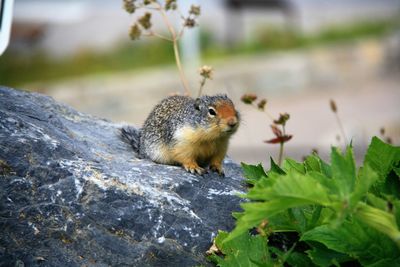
<box><xmin>257</xmin><ymin>99</ymin><xmax>267</xmax><ymax>111</ymax></box>
<box><xmin>143</xmin><ymin>0</ymin><xmax>154</xmax><ymax>5</ymax></box>
<box><xmin>189</xmin><ymin>5</ymin><xmax>201</xmax><ymax>16</ymax></box>
<box><xmin>199</xmin><ymin>65</ymin><xmax>213</xmax><ymax>80</ymax></box>
<box><xmin>256</xmin><ymin>219</ymin><xmax>269</xmax><ymax>236</ymax></box>
<box><xmin>123</xmin><ymin>0</ymin><xmax>136</xmax><ymax>14</ymax></box>
<box><xmin>265</xmin><ymin>125</ymin><xmax>293</xmax><ymax>144</ymax></box>
<box><xmin>184</xmin><ymin>17</ymin><xmax>197</xmax><ymax>28</ymax></box>
<box><xmin>274</xmin><ymin>113</ymin><xmax>290</xmax><ymax>125</ymax></box>
<box><xmin>206</xmin><ymin>240</ymin><xmax>220</xmax><ymax>256</ymax></box>
<box><xmin>241</xmin><ymin>94</ymin><xmax>257</xmax><ymax>104</ymax></box>
<box><xmin>165</xmin><ymin>0</ymin><xmax>177</xmax><ymax>10</ymax></box>
<box><xmin>330</xmin><ymin>99</ymin><xmax>337</xmax><ymax>113</ymax></box>
<box><xmin>129</xmin><ymin>24</ymin><xmax>142</xmax><ymax>40</ymax></box>
<box><xmin>138</xmin><ymin>12</ymin><xmax>152</xmax><ymax>30</ymax></box>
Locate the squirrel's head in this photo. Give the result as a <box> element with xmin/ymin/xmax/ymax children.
<box><xmin>194</xmin><ymin>94</ymin><xmax>240</xmax><ymax>135</ymax></box>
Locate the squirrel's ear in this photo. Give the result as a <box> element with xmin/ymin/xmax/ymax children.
<box><xmin>194</xmin><ymin>98</ymin><xmax>202</xmax><ymax>110</ymax></box>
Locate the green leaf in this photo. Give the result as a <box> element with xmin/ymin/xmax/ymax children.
<box><xmin>364</xmin><ymin>136</ymin><xmax>400</xmax><ymax>178</ymax></box>
<box><xmin>394</xmin><ymin>166</ymin><xmax>400</xmax><ymax>178</ymax></box>
<box><xmin>319</xmin><ymin>158</ymin><xmax>332</xmax><ymax>178</ymax></box>
<box><xmin>393</xmin><ymin>200</ymin><xmax>400</xmax><ymax>229</ymax></box>
<box><xmin>269</xmin><ymin>157</ymin><xmax>286</xmax><ymax>175</ymax></box>
<box><xmin>350</xmin><ymin>164</ymin><xmax>379</xmax><ymax>206</ymax></box>
<box><xmin>364</xmin><ymin>137</ymin><xmax>400</xmax><ymax>196</ymax></box>
<box><xmin>211</xmin><ymin>231</ymin><xmax>273</xmax><ymax>267</ymax></box>
<box><xmin>286</xmin><ymin>251</ymin><xmax>316</xmax><ymax>267</ymax></box>
<box><xmin>301</xmin><ymin>219</ymin><xmax>400</xmax><ymax>266</ymax></box>
<box><xmin>304</xmin><ymin>155</ymin><xmax>322</xmax><ymax>173</ymax></box>
<box><xmin>355</xmin><ymin>202</ymin><xmax>400</xmax><ymax>247</ymax></box>
<box><xmin>247</xmin><ymin>171</ymin><xmax>332</xmax><ymax>205</ymax></box>
<box><xmin>287</xmin><ymin>208</ymin><xmax>308</xmax><ymax>233</ymax></box>
<box><xmin>382</xmin><ymin>169</ymin><xmax>400</xmax><ymax>199</ymax></box>
<box><xmin>282</xmin><ymin>158</ymin><xmax>306</xmax><ymax>174</ymax></box>
<box><xmin>227</xmin><ymin>171</ymin><xmax>332</xmax><ymax>242</ymax></box>
<box><xmin>306</xmin><ymin>242</ymin><xmax>353</xmax><ymax>267</ymax></box>
<box><xmin>331</xmin><ymin>146</ymin><xmax>356</xmax><ymax>199</ymax></box>
<box><xmin>366</xmin><ymin>193</ymin><xmax>387</xmax><ymax>210</ymax></box>
<box><xmin>241</xmin><ymin>162</ymin><xmax>268</xmax><ymax>184</ymax></box>
<box><xmin>309</xmin><ymin>206</ymin><xmax>323</xmax><ymax>229</ymax></box>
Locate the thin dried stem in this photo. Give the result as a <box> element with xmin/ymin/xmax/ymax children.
<box><xmin>177</xmin><ymin>26</ymin><xmax>185</xmax><ymax>40</ymax></box>
<box><xmin>278</xmin><ymin>125</ymin><xmax>286</xmax><ymax>166</ymax></box>
<box><xmin>334</xmin><ymin>113</ymin><xmax>348</xmax><ymax>146</ymax></box>
<box><xmin>250</xmin><ymin>104</ymin><xmax>274</xmax><ymax>121</ymax></box>
<box><xmin>154</xmin><ymin>1</ymin><xmax>191</xmax><ymax>96</ymax></box>
<box><xmin>197</xmin><ymin>77</ymin><xmax>206</xmax><ymax>97</ymax></box>
<box><xmin>144</xmin><ymin>31</ymin><xmax>173</xmax><ymax>42</ymax></box>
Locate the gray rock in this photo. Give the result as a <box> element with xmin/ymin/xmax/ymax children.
<box><xmin>0</xmin><ymin>86</ymin><xmax>245</xmax><ymax>267</ymax></box>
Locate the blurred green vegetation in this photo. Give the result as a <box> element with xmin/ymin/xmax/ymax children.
<box><xmin>203</xmin><ymin>19</ymin><xmax>398</xmax><ymax>56</ymax></box>
<box><xmin>0</xmin><ymin>41</ymin><xmax>174</xmax><ymax>88</ymax></box>
<box><xmin>0</xmin><ymin>19</ymin><xmax>397</xmax><ymax>88</ymax></box>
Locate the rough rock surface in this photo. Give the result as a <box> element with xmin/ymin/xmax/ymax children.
<box><xmin>0</xmin><ymin>87</ymin><xmax>245</xmax><ymax>266</ymax></box>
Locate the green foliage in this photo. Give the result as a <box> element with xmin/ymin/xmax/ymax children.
<box><xmin>210</xmin><ymin>137</ymin><xmax>400</xmax><ymax>266</ymax></box>
<box><xmin>0</xmin><ymin>41</ymin><xmax>174</xmax><ymax>88</ymax></box>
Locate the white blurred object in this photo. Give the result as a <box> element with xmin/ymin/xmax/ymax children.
<box><xmin>0</xmin><ymin>0</ymin><xmax>14</xmax><ymax>55</ymax></box>
<box><xmin>180</xmin><ymin>0</ymin><xmax>201</xmax><ymax>70</ymax></box>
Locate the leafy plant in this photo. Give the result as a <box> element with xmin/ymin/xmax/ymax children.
<box><xmin>209</xmin><ymin>137</ymin><xmax>400</xmax><ymax>266</ymax></box>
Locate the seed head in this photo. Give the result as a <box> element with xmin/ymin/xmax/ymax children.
<box><xmin>330</xmin><ymin>99</ymin><xmax>337</xmax><ymax>113</ymax></box>
<box><xmin>143</xmin><ymin>0</ymin><xmax>154</xmax><ymax>5</ymax></box>
<box><xmin>189</xmin><ymin>5</ymin><xmax>201</xmax><ymax>16</ymax></box>
<box><xmin>138</xmin><ymin>12</ymin><xmax>152</xmax><ymax>30</ymax></box>
<box><xmin>184</xmin><ymin>17</ymin><xmax>197</xmax><ymax>28</ymax></box>
<box><xmin>274</xmin><ymin>113</ymin><xmax>290</xmax><ymax>125</ymax></box>
<box><xmin>165</xmin><ymin>0</ymin><xmax>177</xmax><ymax>10</ymax></box>
<box><xmin>241</xmin><ymin>94</ymin><xmax>257</xmax><ymax>104</ymax></box>
<box><xmin>257</xmin><ymin>99</ymin><xmax>267</xmax><ymax>111</ymax></box>
<box><xmin>199</xmin><ymin>65</ymin><xmax>213</xmax><ymax>80</ymax></box>
<box><xmin>123</xmin><ymin>0</ymin><xmax>136</xmax><ymax>14</ymax></box>
<box><xmin>129</xmin><ymin>24</ymin><xmax>142</xmax><ymax>40</ymax></box>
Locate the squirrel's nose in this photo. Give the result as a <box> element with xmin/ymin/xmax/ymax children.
<box><xmin>227</xmin><ymin>117</ymin><xmax>238</xmax><ymax>128</ymax></box>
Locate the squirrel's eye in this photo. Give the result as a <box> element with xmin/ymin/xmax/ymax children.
<box><xmin>208</xmin><ymin>108</ymin><xmax>216</xmax><ymax>117</ymax></box>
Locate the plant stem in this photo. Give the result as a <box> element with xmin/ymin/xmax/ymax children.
<box><xmin>155</xmin><ymin>2</ymin><xmax>191</xmax><ymax>96</ymax></box>
<box><xmin>335</xmin><ymin>113</ymin><xmax>348</xmax><ymax>146</ymax></box>
<box><xmin>173</xmin><ymin>40</ymin><xmax>191</xmax><ymax>96</ymax></box>
<box><xmin>251</xmin><ymin>104</ymin><xmax>275</xmax><ymax>121</ymax></box>
<box><xmin>278</xmin><ymin>125</ymin><xmax>286</xmax><ymax>166</ymax></box>
<box><xmin>144</xmin><ymin>31</ymin><xmax>173</xmax><ymax>42</ymax></box>
<box><xmin>278</xmin><ymin>142</ymin><xmax>284</xmax><ymax>166</ymax></box>
<box><xmin>197</xmin><ymin>77</ymin><xmax>206</xmax><ymax>97</ymax></box>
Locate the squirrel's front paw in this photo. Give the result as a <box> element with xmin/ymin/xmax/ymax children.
<box><xmin>183</xmin><ymin>162</ymin><xmax>205</xmax><ymax>175</ymax></box>
<box><xmin>210</xmin><ymin>163</ymin><xmax>225</xmax><ymax>177</ymax></box>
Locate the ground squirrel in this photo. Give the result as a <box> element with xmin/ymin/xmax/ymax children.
<box><xmin>121</xmin><ymin>94</ymin><xmax>240</xmax><ymax>175</ymax></box>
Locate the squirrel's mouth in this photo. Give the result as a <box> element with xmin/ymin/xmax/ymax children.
<box><xmin>224</xmin><ymin>125</ymin><xmax>238</xmax><ymax>134</ymax></box>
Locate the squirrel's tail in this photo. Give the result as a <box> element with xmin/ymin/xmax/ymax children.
<box><xmin>120</xmin><ymin>126</ymin><xmax>141</xmax><ymax>153</ymax></box>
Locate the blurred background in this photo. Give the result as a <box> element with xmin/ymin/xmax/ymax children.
<box><xmin>1</xmin><ymin>0</ymin><xmax>399</xmax><ymax>166</ymax></box>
